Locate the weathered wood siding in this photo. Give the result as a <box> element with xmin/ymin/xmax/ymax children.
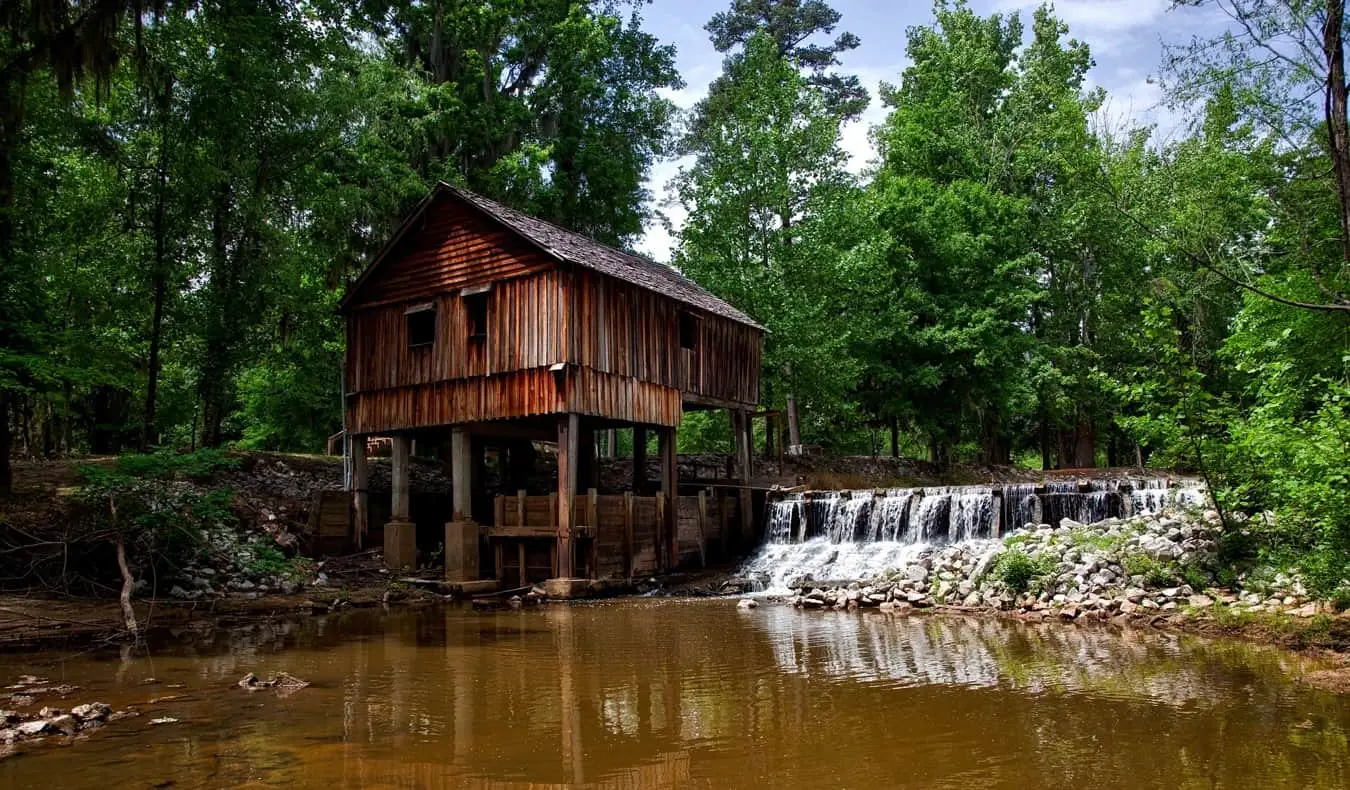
<box><xmin>567</xmin><ymin>268</ymin><xmax>762</xmax><ymax>408</ymax></box>
<box><xmin>343</xmin><ymin>193</ymin><xmax>761</xmax><ymax>435</ymax></box>
<box><xmin>346</xmin><ymin>199</ymin><xmax>551</xmax><ymax>309</ymax></box>
<box><xmin>347</xmin><ymin>270</ymin><xmax>566</xmax><ymax>393</ymax></box>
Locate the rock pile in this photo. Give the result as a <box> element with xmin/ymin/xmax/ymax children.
<box><xmin>784</xmin><ymin>508</ymin><xmax>1321</xmax><ymax>622</ymax></box>
<box><xmin>0</xmin><ymin>676</ymin><xmax>135</xmax><ymax>753</ymax></box>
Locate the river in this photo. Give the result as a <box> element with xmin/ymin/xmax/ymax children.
<box><xmin>1</xmin><ymin>601</ymin><xmax>1346</xmax><ymax>789</ymax></box>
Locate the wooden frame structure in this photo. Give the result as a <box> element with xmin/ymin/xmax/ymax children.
<box><xmin>340</xmin><ymin>184</ymin><xmax>763</xmax><ymax>580</ymax></box>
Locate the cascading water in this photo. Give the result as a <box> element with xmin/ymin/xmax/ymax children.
<box><xmin>743</xmin><ymin>477</ymin><xmax>1209</xmax><ymax>594</ymax></box>
<box><xmin>1001</xmin><ymin>483</ymin><xmax>1040</xmax><ymax>532</ymax></box>
<box><xmin>866</xmin><ymin>490</ymin><xmax>914</xmax><ymax>542</ymax></box>
<box><xmin>950</xmin><ymin>489</ymin><xmax>995</xmax><ymax>542</ymax></box>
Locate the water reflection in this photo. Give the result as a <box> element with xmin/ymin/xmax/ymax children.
<box><xmin>0</xmin><ymin>602</ymin><xmax>1346</xmax><ymax>790</ymax></box>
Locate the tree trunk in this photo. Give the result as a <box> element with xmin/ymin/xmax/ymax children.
<box><xmin>0</xmin><ymin>391</ymin><xmax>10</xmax><ymax>496</ymax></box>
<box><xmin>785</xmin><ymin>391</ymin><xmax>802</xmax><ymax>454</ymax></box>
<box><xmin>1039</xmin><ymin>413</ymin><xmax>1052</xmax><ymax>471</ymax></box>
<box><xmin>1074</xmin><ymin>412</ymin><xmax>1096</xmax><ymax>468</ymax></box>
<box><xmin>889</xmin><ymin>417</ymin><xmax>899</xmax><ymax>458</ymax></box>
<box><xmin>141</xmin><ymin>85</ymin><xmax>173</xmax><ymax>452</ymax></box>
<box><xmin>0</xmin><ymin>79</ymin><xmax>19</xmax><ymax>496</ymax></box>
<box><xmin>1324</xmin><ymin>0</ymin><xmax>1350</xmax><ymax>264</ymax></box>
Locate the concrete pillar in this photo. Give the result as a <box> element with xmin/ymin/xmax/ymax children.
<box><xmin>556</xmin><ymin>413</ymin><xmax>579</xmax><ymax>579</ymax></box>
<box><xmin>385</xmin><ymin>435</ymin><xmax>416</xmax><ymax>570</ymax></box>
<box><xmin>450</xmin><ymin>428</ymin><xmax>471</xmax><ymax>520</ymax></box>
<box><xmin>445</xmin><ymin>519</ymin><xmax>479</xmax><ymax>582</ymax></box>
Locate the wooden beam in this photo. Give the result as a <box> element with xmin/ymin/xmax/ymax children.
<box><xmin>623</xmin><ymin>491</ymin><xmax>634</xmax><ymax>580</ymax></box>
<box><xmin>349</xmin><ymin>435</ymin><xmax>368</xmax><ymax>551</ymax></box>
<box><xmin>738</xmin><ymin>408</ymin><xmax>754</xmax><ymax>542</ymax></box>
<box><xmin>557</xmin><ymin>413</ymin><xmax>579</xmax><ymax>578</ymax></box>
<box><xmin>659</xmin><ymin>426</ymin><xmax>677</xmax><ymax>569</ymax></box>
<box><xmin>588</xmin><ymin>488</ymin><xmax>599</xmax><ymax>579</ymax></box>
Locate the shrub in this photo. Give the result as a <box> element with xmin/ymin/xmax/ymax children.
<box><xmin>994</xmin><ymin>550</ymin><xmax>1054</xmax><ymax>595</ymax></box>
<box><xmin>1123</xmin><ymin>554</ymin><xmax>1175</xmax><ymax>588</ymax></box>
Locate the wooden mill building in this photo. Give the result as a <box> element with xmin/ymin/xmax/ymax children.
<box><xmin>340</xmin><ymin>183</ymin><xmax>763</xmax><ymax>584</ymax></box>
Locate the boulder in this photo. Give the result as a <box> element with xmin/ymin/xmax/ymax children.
<box><xmin>737</xmin><ymin>598</ymin><xmax>758</xmax><ymax>610</ymax></box>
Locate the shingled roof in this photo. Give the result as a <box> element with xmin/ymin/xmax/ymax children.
<box><xmin>442</xmin><ymin>184</ymin><xmax>762</xmax><ymax>329</ymax></box>
<box><xmin>342</xmin><ymin>183</ymin><xmax>762</xmax><ymax>330</ymax></box>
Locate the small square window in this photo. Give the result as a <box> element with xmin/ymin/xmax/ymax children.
<box><xmin>679</xmin><ymin>311</ymin><xmax>700</xmax><ymax>350</ymax></box>
<box><xmin>466</xmin><ymin>291</ymin><xmax>489</xmax><ymax>341</ymax></box>
<box><xmin>406</xmin><ymin>304</ymin><xmax>436</xmax><ymax>348</ymax></box>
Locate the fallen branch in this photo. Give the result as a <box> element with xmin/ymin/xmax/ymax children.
<box><xmin>111</xmin><ymin>495</ymin><xmax>138</xmax><ymax>634</ymax></box>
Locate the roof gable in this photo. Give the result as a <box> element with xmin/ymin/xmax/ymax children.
<box><xmin>341</xmin><ymin>183</ymin><xmax>763</xmax><ymax>331</ymax></box>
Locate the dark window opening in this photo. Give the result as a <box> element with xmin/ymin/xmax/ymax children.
<box><xmin>679</xmin><ymin>311</ymin><xmax>700</xmax><ymax>350</ymax></box>
<box><xmin>406</xmin><ymin>305</ymin><xmax>436</xmax><ymax>348</ymax></box>
<box><xmin>466</xmin><ymin>291</ymin><xmax>489</xmax><ymax>341</ymax></box>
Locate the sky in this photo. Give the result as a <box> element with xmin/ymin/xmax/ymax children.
<box><xmin>633</xmin><ymin>0</ymin><xmax>1230</xmax><ymax>261</ymax></box>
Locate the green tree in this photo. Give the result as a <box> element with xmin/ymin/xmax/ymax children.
<box><xmin>673</xmin><ymin>32</ymin><xmax>861</xmax><ymax>451</ymax></box>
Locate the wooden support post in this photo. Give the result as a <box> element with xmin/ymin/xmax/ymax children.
<box><xmin>518</xmin><ymin>542</ymin><xmax>527</xmax><ymax>587</ymax></box>
<box><xmin>495</xmin><ymin>542</ymin><xmax>505</xmax><ymax>581</ymax></box>
<box><xmin>655</xmin><ymin>493</ymin><xmax>666</xmax><ymax>572</ymax></box>
<box><xmin>659</xmin><ymin>426</ymin><xmax>677</xmax><ymax>569</ymax></box>
<box><xmin>588</xmin><ymin>488</ymin><xmax>599</xmax><ymax>579</ymax></box>
<box><xmin>557</xmin><ymin>413</ymin><xmax>579</xmax><ymax>579</ymax></box>
<box><xmin>385</xmin><ymin>435</ymin><xmax>415</xmax><ymax>570</ymax></box>
<box><xmin>517</xmin><ymin>489</ymin><xmax>527</xmax><ymax>528</ymax></box>
<box><xmin>606</xmin><ymin>428</ymin><xmax>617</xmax><ymax>458</ymax></box>
<box><xmin>349</xmin><ymin>435</ymin><xmax>368</xmax><ymax>551</ymax></box>
<box><xmin>632</xmin><ymin>426</ymin><xmax>647</xmax><ymax>494</ymax></box>
<box><xmin>623</xmin><ymin>491</ymin><xmax>634</xmax><ymax>579</ymax></box>
<box><xmin>696</xmin><ymin>490</ymin><xmax>708</xmax><ymax>568</ymax></box>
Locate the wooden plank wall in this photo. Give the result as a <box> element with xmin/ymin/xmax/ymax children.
<box><xmin>569</xmin><ymin>269</ymin><xmax>762</xmax><ymax>407</ymax></box>
<box><xmin>347</xmin><ymin>269</ymin><xmax>566</xmax><ymax>394</ymax></box>
<box><xmin>346</xmin><ymin>199</ymin><xmax>551</xmax><ymax>309</ymax></box>
<box><xmin>346</xmin><ymin>369</ymin><xmax>565</xmax><ymax>434</ymax></box>
<box><xmin>343</xmin><ymin>192</ymin><xmax>762</xmax><ymax>435</ymax></box>
<box><xmin>565</xmin><ymin>367</ymin><xmax>682</xmax><ymax>427</ymax></box>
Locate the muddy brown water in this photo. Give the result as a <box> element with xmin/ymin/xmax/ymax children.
<box><xmin>0</xmin><ymin>600</ymin><xmax>1347</xmax><ymax>789</ymax></box>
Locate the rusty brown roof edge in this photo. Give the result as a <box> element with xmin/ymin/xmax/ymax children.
<box><xmin>438</xmin><ymin>183</ymin><xmax>765</xmax><ymax>331</ymax></box>
<box><xmin>341</xmin><ymin>182</ymin><xmax>765</xmax><ymax>332</ymax></box>
<box><xmin>337</xmin><ymin>188</ymin><xmax>441</xmax><ymax>312</ymax></box>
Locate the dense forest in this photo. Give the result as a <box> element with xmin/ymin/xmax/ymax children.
<box><xmin>2</xmin><ymin>1</ymin><xmax>1349</xmax><ymax>584</ymax></box>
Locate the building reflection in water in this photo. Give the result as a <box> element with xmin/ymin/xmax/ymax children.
<box><xmin>2</xmin><ymin>601</ymin><xmax>1344</xmax><ymax>790</ymax></box>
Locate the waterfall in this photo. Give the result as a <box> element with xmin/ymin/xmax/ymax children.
<box><xmin>1000</xmin><ymin>483</ymin><xmax>1039</xmax><ymax>532</ymax></box>
<box><xmin>866</xmin><ymin>490</ymin><xmax>914</xmax><ymax>542</ymax></box>
<box><xmin>950</xmin><ymin>489</ymin><xmax>996</xmax><ymax>542</ymax></box>
<box><xmin>1131</xmin><ymin>478</ymin><xmax>1209</xmax><ymax>513</ymax></box>
<box><xmin>744</xmin><ymin>478</ymin><xmax>1207</xmax><ymax>594</ymax></box>
<box><xmin>913</xmin><ymin>491</ymin><xmax>952</xmax><ymax>543</ymax></box>
<box><xmin>766</xmin><ymin>496</ymin><xmax>803</xmax><ymax>544</ymax></box>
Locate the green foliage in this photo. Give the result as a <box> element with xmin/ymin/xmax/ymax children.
<box><xmin>82</xmin><ymin>449</ymin><xmax>240</xmax><ymax>484</ymax></box>
<box><xmin>1123</xmin><ymin>555</ymin><xmax>1176</xmax><ymax>588</ymax></box>
<box><xmin>992</xmin><ymin>549</ymin><xmax>1055</xmax><ymax>594</ymax></box>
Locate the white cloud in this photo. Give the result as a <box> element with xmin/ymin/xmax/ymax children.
<box><xmin>992</xmin><ymin>0</ymin><xmax>1169</xmax><ymax>34</ymax></box>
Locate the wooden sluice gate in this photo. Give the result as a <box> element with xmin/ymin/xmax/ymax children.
<box><xmin>487</xmin><ymin>490</ymin><xmax>740</xmax><ymax>586</ymax></box>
